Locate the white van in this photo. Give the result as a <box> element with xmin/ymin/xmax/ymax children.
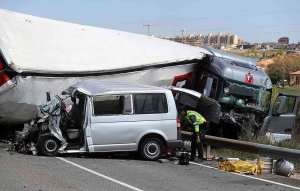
<box><xmin>22</xmin><ymin>80</ymin><xmax>220</xmax><ymax>160</ymax></box>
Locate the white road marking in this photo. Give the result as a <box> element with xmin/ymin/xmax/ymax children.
<box><xmin>190</xmin><ymin>162</ymin><xmax>300</xmax><ymax>190</ymax></box>
<box><xmin>57</xmin><ymin>157</ymin><xmax>143</xmax><ymax>191</ymax></box>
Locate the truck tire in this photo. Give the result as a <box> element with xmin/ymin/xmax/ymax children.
<box><xmin>139</xmin><ymin>137</ymin><xmax>164</xmax><ymax>161</ymax></box>
<box><xmin>37</xmin><ymin>134</ymin><xmax>61</xmax><ymax>156</ymax></box>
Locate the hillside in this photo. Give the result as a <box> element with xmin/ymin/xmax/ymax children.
<box><xmin>258</xmin><ymin>52</ymin><xmax>300</xmax><ymax>68</ymax></box>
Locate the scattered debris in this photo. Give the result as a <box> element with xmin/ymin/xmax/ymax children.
<box><xmin>259</xmin><ymin>157</ymin><xmax>273</xmax><ymax>174</ymax></box>
<box><xmin>158</xmin><ymin>159</ymin><xmax>168</xmax><ymax>163</ymax></box>
<box><xmin>226</xmin><ymin>158</ymin><xmax>240</xmax><ymax>161</ymax></box>
<box><xmin>273</xmin><ymin>158</ymin><xmax>295</xmax><ymax>177</ymax></box>
<box><xmin>0</xmin><ymin>139</ymin><xmax>12</xmax><ymax>144</ymax></box>
<box><xmin>178</xmin><ymin>151</ymin><xmax>190</xmax><ymax>165</ymax></box>
<box><xmin>168</xmin><ymin>156</ymin><xmax>177</xmax><ymax>161</ymax></box>
<box><xmin>218</xmin><ymin>160</ymin><xmax>261</xmax><ymax>175</ymax></box>
<box><xmin>13</xmin><ymin>128</ymin><xmax>38</xmax><ymax>155</ymax></box>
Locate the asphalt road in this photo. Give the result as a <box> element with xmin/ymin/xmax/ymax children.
<box><xmin>0</xmin><ymin>143</ymin><xmax>299</xmax><ymax>191</ymax></box>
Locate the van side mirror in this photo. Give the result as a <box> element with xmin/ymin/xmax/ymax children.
<box><xmin>204</xmin><ymin>77</ymin><xmax>213</xmax><ymax>97</ymax></box>
<box><xmin>273</xmin><ymin>96</ymin><xmax>287</xmax><ymax>116</ymax></box>
<box><xmin>46</xmin><ymin>92</ymin><xmax>51</xmax><ymax>102</ymax></box>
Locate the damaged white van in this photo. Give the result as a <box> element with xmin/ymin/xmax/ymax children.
<box><xmin>16</xmin><ymin>80</ymin><xmax>184</xmax><ymax>160</ymax></box>
<box><xmin>15</xmin><ymin>80</ymin><xmax>220</xmax><ymax>160</ymax></box>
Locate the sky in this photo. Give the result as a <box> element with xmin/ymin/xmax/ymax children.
<box><xmin>0</xmin><ymin>0</ymin><xmax>299</xmax><ymax>43</ymax></box>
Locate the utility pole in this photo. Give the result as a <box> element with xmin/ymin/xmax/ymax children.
<box><xmin>181</xmin><ymin>28</ymin><xmax>185</xmax><ymax>43</ymax></box>
<box><xmin>143</xmin><ymin>24</ymin><xmax>151</xmax><ymax>36</ymax></box>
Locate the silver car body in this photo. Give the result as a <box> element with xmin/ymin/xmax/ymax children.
<box><xmin>65</xmin><ymin>80</ymin><xmax>178</xmax><ymax>153</ymax></box>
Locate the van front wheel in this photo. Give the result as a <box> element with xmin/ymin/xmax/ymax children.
<box><xmin>139</xmin><ymin>138</ymin><xmax>164</xmax><ymax>161</ymax></box>
<box><xmin>37</xmin><ymin>134</ymin><xmax>61</xmax><ymax>156</ymax></box>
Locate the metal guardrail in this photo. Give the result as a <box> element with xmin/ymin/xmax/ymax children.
<box><xmin>180</xmin><ymin>131</ymin><xmax>300</xmax><ymax>162</ymax></box>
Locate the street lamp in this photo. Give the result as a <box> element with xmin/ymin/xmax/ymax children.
<box><xmin>181</xmin><ymin>28</ymin><xmax>185</xmax><ymax>43</ymax></box>
<box><xmin>143</xmin><ymin>24</ymin><xmax>151</xmax><ymax>36</ymax></box>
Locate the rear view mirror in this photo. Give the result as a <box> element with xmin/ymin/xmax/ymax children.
<box><xmin>46</xmin><ymin>92</ymin><xmax>51</xmax><ymax>102</ymax></box>
<box><xmin>204</xmin><ymin>77</ymin><xmax>213</xmax><ymax>96</ymax></box>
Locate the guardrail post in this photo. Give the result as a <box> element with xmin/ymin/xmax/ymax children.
<box><xmin>206</xmin><ymin>144</ymin><xmax>212</xmax><ymax>159</ymax></box>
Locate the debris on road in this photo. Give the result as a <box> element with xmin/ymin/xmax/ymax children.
<box><xmin>259</xmin><ymin>157</ymin><xmax>273</xmax><ymax>174</ymax></box>
<box><xmin>273</xmin><ymin>159</ymin><xmax>295</xmax><ymax>177</ymax></box>
<box><xmin>13</xmin><ymin>125</ymin><xmax>38</xmax><ymax>155</ymax></box>
<box><xmin>0</xmin><ymin>139</ymin><xmax>12</xmax><ymax>144</ymax></box>
<box><xmin>158</xmin><ymin>159</ymin><xmax>168</xmax><ymax>163</ymax></box>
<box><xmin>178</xmin><ymin>151</ymin><xmax>190</xmax><ymax>165</ymax></box>
<box><xmin>218</xmin><ymin>160</ymin><xmax>262</xmax><ymax>175</ymax></box>
<box><xmin>226</xmin><ymin>158</ymin><xmax>240</xmax><ymax>161</ymax></box>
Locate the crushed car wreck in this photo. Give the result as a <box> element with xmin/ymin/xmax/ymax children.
<box><xmin>14</xmin><ymin>95</ymin><xmax>67</xmax><ymax>155</ymax></box>
<box><xmin>14</xmin><ymin>80</ymin><xmax>221</xmax><ymax>160</ymax></box>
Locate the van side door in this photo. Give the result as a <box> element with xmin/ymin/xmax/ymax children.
<box><xmin>265</xmin><ymin>93</ymin><xmax>299</xmax><ymax>134</ymax></box>
<box><xmin>166</xmin><ymin>86</ymin><xmax>221</xmax><ymax>124</ymax></box>
<box><xmin>90</xmin><ymin>94</ymin><xmax>135</xmax><ymax>151</ymax></box>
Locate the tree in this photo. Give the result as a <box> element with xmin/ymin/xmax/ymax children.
<box><xmin>267</xmin><ymin>54</ymin><xmax>300</xmax><ymax>84</ymax></box>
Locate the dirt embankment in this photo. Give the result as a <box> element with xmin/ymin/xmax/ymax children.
<box><xmin>258</xmin><ymin>58</ymin><xmax>274</xmax><ymax>68</ymax></box>
<box><xmin>258</xmin><ymin>52</ymin><xmax>300</xmax><ymax>69</ymax></box>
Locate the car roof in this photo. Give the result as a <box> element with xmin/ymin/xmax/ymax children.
<box><xmin>63</xmin><ymin>79</ymin><xmax>167</xmax><ymax>96</ymax></box>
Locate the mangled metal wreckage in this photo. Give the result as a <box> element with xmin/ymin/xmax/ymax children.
<box><xmin>2</xmin><ymin>9</ymin><xmax>293</xmax><ymax>141</ymax></box>
<box><xmin>0</xmin><ymin>9</ymin><xmax>211</xmax><ymax>125</ymax></box>
<box><xmin>14</xmin><ymin>96</ymin><xmax>67</xmax><ymax>155</ymax></box>
<box><xmin>15</xmin><ymin>80</ymin><xmax>220</xmax><ymax>158</ymax></box>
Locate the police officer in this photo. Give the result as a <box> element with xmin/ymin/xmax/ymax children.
<box><xmin>179</xmin><ymin>108</ymin><xmax>206</xmax><ymax>162</ymax></box>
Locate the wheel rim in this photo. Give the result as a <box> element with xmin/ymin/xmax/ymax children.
<box><xmin>44</xmin><ymin>139</ymin><xmax>58</xmax><ymax>152</ymax></box>
<box><xmin>144</xmin><ymin>141</ymin><xmax>160</xmax><ymax>159</ymax></box>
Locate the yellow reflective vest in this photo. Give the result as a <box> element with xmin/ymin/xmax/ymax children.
<box><xmin>185</xmin><ymin>110</ymin><xmax>206</xmax><ymax>133</ymax></box>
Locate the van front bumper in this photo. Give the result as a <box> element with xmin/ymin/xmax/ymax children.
<box><xmin>167</xmin><ymin>140</ymin><xmax>184</xmax><ymax>149</ymax></box>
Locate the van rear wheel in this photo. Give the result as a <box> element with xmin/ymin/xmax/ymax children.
<box><xmin>37</xmin><ymin>134</ymin><xmax>61</xmax><ymax>156</ymax></box>
<box><xmin>139</xmin><ymin>138</ymin><xmax>164</xmax><ymax>161</ymax></box>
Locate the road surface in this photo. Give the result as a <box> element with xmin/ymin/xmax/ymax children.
<box><xmin>0</xmin><ymin>143</ymin><xmax>299</xmax><ymax>191</ymax></box>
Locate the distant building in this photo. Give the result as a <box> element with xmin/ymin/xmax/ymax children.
<box><xmin>159</xmin><ymin>33</ymin><xmax>239</xmax><ymax>48</ymax></box>
<box><xmin>236</xmin><ymin>44</ymin><xmax>255</xmax><ymax>49</ymax></box>
<box><xmin>261</xmin><ymin>42</ymin><xmax>278</xmax><ymax>49</ymax></box>
<box><xmin>290</xmin><ymin>71</ymin><xmax>300</xmax><ymax>87</ymax></box>
<box><xmin>278</xmin><ymin>37</ymin><xmax>289</xmax><ymax>45</ymax></box>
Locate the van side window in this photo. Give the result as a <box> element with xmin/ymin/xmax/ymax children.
<box><xmin>93</xmin><ymin>95</ymin><xmax>132</xmax><ymax>115</ymax></box>
<box><xmin>134</xmin><ymin>94</ymin><xmax>168</xmax><ymax>114</ymax></box>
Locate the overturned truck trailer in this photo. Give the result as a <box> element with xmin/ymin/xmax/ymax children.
<box><xmin>0</xmin><ymin>9</ymin><xmax>212</xmax><ymax>125</ymax></box>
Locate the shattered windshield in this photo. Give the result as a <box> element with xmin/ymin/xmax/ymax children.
<box><xmin>219</xmin><ymin>82</ymin><xmax>271</xmax><ymax>113</ymax></box>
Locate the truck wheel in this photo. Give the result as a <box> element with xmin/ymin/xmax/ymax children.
<box><xmin>37</xmin><ymin>134</ymin><xmax>61</xmax><ymax>156</ymax></box>
<box><xmin>139</xmin><ymin>138</ymin><xmax>164</xmax><ymax>161</ymax></box>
